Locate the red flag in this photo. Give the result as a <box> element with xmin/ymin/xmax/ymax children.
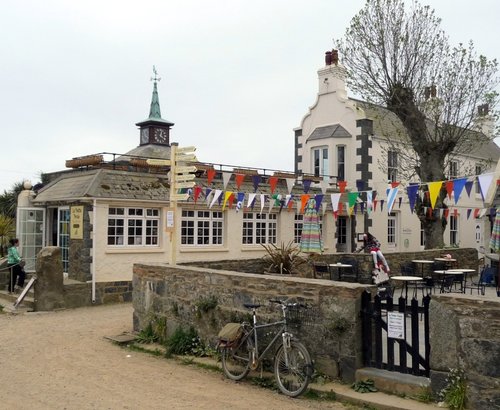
<box><xmin>443</xmin><ymin>209</ymin><xmax>449</xmax><ymax>219</ymax></box>
<box><xmin>391</xmin><ymin>181</ymin><xmax>400</xmax><ymax>188</ymax></box>
<box><xmin>338</xmin><ymin>202</ymin><xmax>344</xmax><ymax>215</ymax></box>
<box><xmin>445</xmin><ymin>181</ymin><xmax>453</xmax><ymax>199</ymax></box>
<box><xmin>268</xmin><ymin>176</ymin><xmax>278</xmax><ymax>194</ymax></box>
<box><xmin>338</xmin><ymin>181</ymin><xmax>347</xmax><ymax>193</ymax></box>
<box><xmin>193</xmin><ymin>186</ymin><xmax>202</xmax><ymax>203</ymax></box>
<box><xmin>228</xmin><ymin>193</ymin><xmax>235</xmax><ymax>209</ymax></box>
<box><xmin>207</xmin><ymin>169</ymin><xmax>216</xmax><ymax>185</ymax></box>
<box><xmin>235</xmin><ymin>174</ymin><xmax>245</xmax><ymax>190</ymax></box>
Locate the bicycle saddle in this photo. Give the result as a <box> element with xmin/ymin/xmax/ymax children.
<box><xmin>243</xmin><ymin>303</ymin><xmax>261</xmax><ymax>309</ymax></box>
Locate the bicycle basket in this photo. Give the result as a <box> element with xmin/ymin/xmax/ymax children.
<box><xmin>286</xmin><ymin>305</ymin><xmax>318</xmax><ymax>328</ymax></box>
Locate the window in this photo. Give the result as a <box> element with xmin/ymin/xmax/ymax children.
<box><xmin>337</xmin><ymin>216</ymin><xmax>347</xmax><ymax>245</ymax></box>
<box><xmin>294</xmin><ymin>214</ymin><xmax>323</xmax><ymax>243</ymax></box>
<box><xmin>388</xmin><ymin>213</ymin><xmax>397</xmax><ymax>245</ymax></box>
<box><xmin>108</xmin><ymin>207</ymin><xmax>160</xmax><ymax>246</ymax></box>
<box><xmin>449</xmin><ymin>215</ymin><xmax>459</xmax><ymax>245</ymax></box>
<box><xmin>58</xmin><ymin>208</ymin><xmax>70</xmax><ymax>272</ymax></box>
<box><xmin>448</xmin><ymin>160</ymin><xmax>458</xmax><ymax>179</ymax></box>
<box><xmin>242</xmin><ymin>213</ymin><xmax>277</xmax><ymax>244</ymax></box>
<box><xmin>312</xmin><ymin>147</ymin><xmax>328</xmax><ymax>179</ymax></box>
<box><xmin>16</xmin><ymin>208</ymin><xmax>45</xmax><ymax>272</ymax></box>
<box><xmin>388</xmin><ymin>150</ymin><xmax>398</xmax><ymax>183</ymax></box>
<box><xmin>475</xmin><ymin>164</ymin><xmax>482</xmax><ymax>194</ymax></box>
<box><xmin>181</xmin><ymin>210</ymin><xmax>223</xmax><ymax>245</ymax></box>
<box><xmin>337</xmin><ymin>145</ymin><xmax>345</xmax><ymax>181</ymax></box>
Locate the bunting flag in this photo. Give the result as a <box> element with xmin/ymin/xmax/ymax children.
<box><xmin>287</xmin><ymin>197</ymin><xmax>295</xmax><ymax>212</ymax></box>
<box><xmin>314</xmin><ymin>194</ymin><xmax>324</xmax><ymax>211</ymax></box>
<box><xmin>207</xmin><ymin>169</ymin><xmax>216</xmax><ymax>185</ymax></box>
<box><xmin>338</xmin><ymin>180</ymin><xmax>347</xmax><ymax>193</ymax></box>
<box><xmin>428</xmin><ymin>181</ymin><xmax>443</xmax><ymax>209</ymax></box>
<box><xmin>467</xmin><ymin>208</ymin><xmax>472</xmax><ymax>219</ymax></box>
<box><xmin>222</xmin><ymin>191</ymin><xmax>233</xmax><ymax>211</ymax></box>
<box><xmin>320</xmin><ymin>180</ymin><xmax>329</xmax><ymax>194</ymax></box>
<box><xmin>285</xmin><ymin>178</ymin><xmax>295</xmax><ymax>194</ymax></box>
<box><xmin>391</xmin><ymin>181</ymin><xmax>400</xmax><ymax>188</ymax></box>
<box><xmin>330</xmin><ymin>193</ymin><xmax>341</xmax><ymax>213</ymax></box>
<box><xmin>247</xmin><ymin>193</ymin><xmax>257</xmax><ymax>209</ymax></box>
<box><xmin>222</xmin><ymin>172</ymin><xmax>232</xmax><ymax>189</ymax></box>
<box><xmin>338</xmin><ymin>202</ymin><xmax>344</xmax><ymax>217</ymax></box>
<box><xmin>284</xmin><ymin>194</ymin><xmax>293</xmax><ymax>207</ymax></box>
<box><xmin>360</xmin><ymin>203</ymin><xmax>365</xmax><ymax>214</ymax></box>
<box><xmin>443</xmin><ymin>208</ymin><xmax>449</xmax><ymax>220</ymax></box>
<box><xmin>366</xmin><ymin>191</ymin><xmax>373</xmax><ymax>214</ymax></box>
<box><xmin>300</xmin><ymin>194</ymin><xmax>310</xmax><ymax>214</ymax></box>
<box><xmin>235</xmin><ymin>174</ymin><xmax>245</xmax><ymax>190</ymax></box>
<box><xmin>260</xmin><ymin>194</ymin><xmax>266</xmax><ymax>214</ymax></box>
<box><xmin>205</xmin><ymin>189</ymin><xmax>213</xmax><ymax>206</ymax></box>
<box><xmin>303</xmin><ymin>179</ymin><xmax>312</xmax><ymax>194</ymax></box>
<box><xmin>398</xmin><ymin>197</ymin><xmax>402</xmax><ymax>208</ymax></box>
<box><xmin>210</xmin><ymin>189</ymin><xmax>223</xmax><ymax>208</ymax></box>
<box><xmin>464</xmin><ymin>180</ymin><xmax>474</xmax><ymax>197</ymax></box>
<box><xmin>228</xmin><ymin>193</ymin><xmax>235</xmax><ymax>209</ymax></box>
<box><xmin>236</xmin><ymin>192</ymin><xmax>245</xmax><ymax>212</ymax></box>
<box><xmin>478</xmin><ymin>173</ymin><xmax>494</xmax><ymax>201</ymax></box>
<box><xmin>453</xmin><ymin>178</ymin><xmax>468</xmax><ymax>204</ymax></box>
<box><xmin>406</xmin><ymin>184</ymin><xmax>419</xmax><ymax>213</ymax></box>
<box><xmin>194</xmin><ymin>186</ymin><xmax>202</xmax><ymax>203</ymax></box>
<box><xmin>445</xmin><ymin>181</ymin><xmax>453</xmax><ymax>200</ymax></box>
<box><xmin>386</xmin><ymin>187</ymin><xmax>399</xmax><ymax>213</ymax></box>
<box><xmin>346</xmin><ymin>201</ymin><xmax>353</xmax><ymax>216</ymax></box>
<box><xmin>473</xmin><ymin>208</ymin><xmax>480</xmax><ymax>218</ymax></box>
<box><xmin>479</xmin><ymin>208</ymin><xmax>487</xmax><ymax>218</ymax></box>
<box><xmin>380</xmin><ymin>200</ymin><xmax>385</xmax><ymax>211</ymax></box>
<box><xmin>268</xmin><ymin>176</ymin><xmax>278</xmax><ymax>194</ymax></box>
<box><xmin>252</xmin><ymin>175</ymin><xmax>261</xmax><ymax>192</ymax></box>
<box><xmin>373</xmin><ymin>199</ymin><xmax>378</xmax><ymax>212</ymax></box>
<box><xmin>348</xmin><ymin>192</ymin><xmax>359</xmax><ymax>210</ymax></box>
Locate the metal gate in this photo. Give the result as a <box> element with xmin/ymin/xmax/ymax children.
<box><xmin>361</xmin><ymin>290</ymin><xmax>431</xmax><ymax>377</ymax></box>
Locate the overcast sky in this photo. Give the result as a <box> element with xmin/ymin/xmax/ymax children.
<box><xmin>1</xmin><ymin>0</ymin><xmax>498</xmax><ymax>193</ymax></box>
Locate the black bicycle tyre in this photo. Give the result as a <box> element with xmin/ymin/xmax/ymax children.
<box><xmin>221</xmin><ymin>337</ymin><xmax>252</xmax><ymax>381</ymax></box>
<box><xmin>274</xmin><ymin>340</ymin><xmax>312</xmax><ymax>397</ymax></box>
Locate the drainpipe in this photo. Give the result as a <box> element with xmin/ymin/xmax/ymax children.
<box><xmin>92</xmin><ymin>199</ymin><xmax>97</xmax><ymax>303</ymax></box>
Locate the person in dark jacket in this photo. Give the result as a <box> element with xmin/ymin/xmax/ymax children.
<box><xmin>356</xmin><ymin>232</ymin><xmax>390</xmax><ymax>273</ymax></box>
<box><xmin>7</xmin><ymin>238</ymin><xmax>25</xmax><ymax>293</ymax></box>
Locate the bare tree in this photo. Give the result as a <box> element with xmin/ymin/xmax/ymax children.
<box><xmin>338</xmin><ymin>0</ymin><xmax>498</xmax><ymax>248</ymax></box>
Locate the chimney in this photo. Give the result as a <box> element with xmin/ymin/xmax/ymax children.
<box><xmin>331</xmin><ymin>49</ymin><xmax>339</xmax><ymax>65</ymax></box>
<box><xmin>475</xmin><ymin>104</ymin><xmax>494</xmax><ymax>137</ymax></box>
<box><xmin>325</xmin><ymin>51</ymin><xmax>332</xmax><ymax>66</ymax></box>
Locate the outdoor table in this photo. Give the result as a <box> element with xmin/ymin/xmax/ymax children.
<box><xmin>390</xmin><ymin>275</ymin><xmax>423</xmax><ymax>300</ymax></box>
<box><xmin>329</xmin><ymin>263</ymin><xmax>352</xmax><ymax>281</ymax></box>
<box><xmin>412</xmin><ymin>260</ymin><xmax>434</xmax><ymax>277</ymax></box>
<box><xmin>447</xmin><ymin>268</ymin><xmax>475</xmax><ymax>292</ymax></box>
<box><xmin>434</xmin><ymin>270</ymin><xmax>465</xmax><ymax>293</ymax></box>
<box><xmin>434</xmin><ymin>257</ymin><xmax>457</xmax><ymax>269</ymax></box>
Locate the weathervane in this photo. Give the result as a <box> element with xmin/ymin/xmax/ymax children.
<box><xmin>151</xmin><ymin>65</ymin><xmax>161</xmax><ymax>83</ymax></box>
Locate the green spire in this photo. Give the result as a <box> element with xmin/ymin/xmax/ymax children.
<box><xmin>149</xmin><ymin>80</ymin><xmax>162</xmax><ymax>119</ymax></box>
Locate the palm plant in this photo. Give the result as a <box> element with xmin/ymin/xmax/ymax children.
<box><xmin>261</xmin><ymin>241</ymin><xmax>306</xmax><ymax>275</ymax></box>
<box><xmin>0</xmin><ymin>214</ymin><xmax>15</xmax><ymax>257</ymax></box>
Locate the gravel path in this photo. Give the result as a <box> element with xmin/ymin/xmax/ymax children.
<box><xmin>0</xmin><ymin>303</ymin><xmax>347</xmax><ymax>409</ymax></box>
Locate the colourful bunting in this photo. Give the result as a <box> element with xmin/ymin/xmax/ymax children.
<box><xmin>268</xmin><ymin>176</ymin><xmax>278</xmax><ymax>194</ymax></box>
<box><xmin>207</xmin><ymin>169</ymin><xmax>216</xmax><ymax>185</ymax></box>
<box><xmin>235</xmin><ymin>174</ymin><xmax>245</xmax><ymax>190</ymax></box>
<box><xmin>428</xmin><ymin>181</ymin><xmax>443</xmax><ymax>209</ymax></box>
<box><xmin>303</xmin><ymin>179</ymin><xmax>312</xmax><ymax>194</ymax></box>
<box><xmin>338</xmin><ymin>181</ymin><xmax>347</xmax><ymax>193</ymax></box>
<box><xmin>252</xmin><ymin>175</ymin><xmax>261</xmax><ymax>192</ymax></box>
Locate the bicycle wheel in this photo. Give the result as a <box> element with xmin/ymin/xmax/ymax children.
<box><xmin>221</xmin><ymin>337</ymin><xmax>252</xmax><ymax>381</ymax></box>
<box><xmin>274</xmin><ymin>341</ymin><xmax>313</xmax><ymax>397</ymax></box>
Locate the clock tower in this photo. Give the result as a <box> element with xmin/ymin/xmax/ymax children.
<box><xmin>136</xmin><ymin>66</ymin><xmax>174</xmax><ymax>146</ymax></box>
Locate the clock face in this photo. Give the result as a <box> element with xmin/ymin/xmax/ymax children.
<box><xmin>140</xmin><ymin>128</ymin><xmax>149</xmax><ymax>144</ymax></box>
<box><xmin>154</xmin><ymin>128</ymin><xmax>168</xmax><ymax>144</ymax></box>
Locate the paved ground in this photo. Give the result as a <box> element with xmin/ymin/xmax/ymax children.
<box><xmin>0</xmin><ymin>302</ymin><xmax>350</xmax><ymax>410</ymax></box>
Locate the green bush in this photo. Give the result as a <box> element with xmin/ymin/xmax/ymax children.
<box><xmin>261</xmin><ymin>241</ymin><xmax>306</xmax><ymax>274</ymax></box>
<box><xmin>440</xmin><ymin>368</ymin><xmax>467</xmax><ymax>410</ymax></box>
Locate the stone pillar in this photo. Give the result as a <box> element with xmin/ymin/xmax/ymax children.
<box><xmin>34</xmin><ymin>246</ymin><xmax>65</xmax><ymax>311</ymax></box>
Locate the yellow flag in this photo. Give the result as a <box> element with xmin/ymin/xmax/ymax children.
<box><xmin>428</xmin><ymin>181</ymin><xmax>443</xmax><ymax>209</ymax></box>
<box><xmin>222</xmin><ymin>191</ymin><xmax>233</xmax><ymax>211</ymax></box>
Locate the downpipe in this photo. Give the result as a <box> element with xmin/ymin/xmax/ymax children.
<box><xmin>91</xmin><ymin>199</ymin><xmax>96</xmax><ymax>303</ymax></box>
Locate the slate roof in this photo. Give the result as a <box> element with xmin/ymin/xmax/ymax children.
<box><xmin>33</xmin><ymin>169</ymin><xmax>170</xmax><ymax>203</ymax></box>
<box><xmin>307</xmin><ymin>124</ymin><xmax>351</xmax><ymax>141</ymax></box>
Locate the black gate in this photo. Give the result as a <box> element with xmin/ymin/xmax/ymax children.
<box><xmin>361</xmin><ymin>290</ymin><xmax>431</xmax><ymax>377</ymax></box>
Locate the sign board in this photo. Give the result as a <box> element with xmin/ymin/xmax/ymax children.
<box><xmin>176</xmin><ymin>165</ymin><xmax>197</xmax><ymax>173</ymax></box>
<box><xmin>70</xmin><ymin>206</ymin><xmax>84</xmax><ymax>239</ymax></box>
<box><xmin>170</xmin><ymin>193</ymin><xmax>190</xmax><ymax>201</ymax></box>
<box><xmin>387</xmin><ymin>311</ymin><xmax>405</xmax><ymax>339</ymax></box>
<box><xmin>175</xmin><ymin>154</ymin><xmax>197</xmax><ymax>162</ymax></box>
<box><xmin>166</xmin><ymin>209</ymin><xmax>174</xmax><ymax>231</ymax></box>
<box><xmin>146</xmin><ymin>159</ymin><xmax>171</xmax><ymax>166</ymax></box>
<box><xmin>176</xmin><ymin>146</ymin><xmax>196</xmax><ymax>154</ymax></box>
<box><xmin>174</xmin><ymin>181</ymin><xmax>196</xmax><ymax>189</ymax></box>
<box><xmin>174</xmin><ymin>173</ymin><xmax>196</xmax><ymax>182</ymax></box>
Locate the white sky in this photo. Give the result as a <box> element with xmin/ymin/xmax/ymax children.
<box><xmin>1</xmin><ymin>0</ymin><xmax>498</xmax><ymax>193</ymax></box>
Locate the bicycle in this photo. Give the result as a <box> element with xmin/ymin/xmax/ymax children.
<box><xmin>219</xmin><ymin>299</ymin><xmax>314</xmax><ymax>397</ymax></box>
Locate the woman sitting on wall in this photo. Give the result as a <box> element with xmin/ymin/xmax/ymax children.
<box><xmin>355</xmin><ymin>232</ymin><xmax>390</xmax><ymax>273</ymax></box>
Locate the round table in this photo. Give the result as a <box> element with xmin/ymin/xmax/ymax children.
<box><xmin>390</xmin><ymin>275</ymin><xmax>423</xmax><ymax>299</ymax></box>
<box><xmin>412</xmin><ymin>260</ymin><xmax>434</xmax><ymax>277</ymax></box>
<box><xmin>446</xmin><ymin>269</ymin><xmax>475</xmax><ymax>293</ymax></box>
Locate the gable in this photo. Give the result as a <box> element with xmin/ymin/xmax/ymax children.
<box><xmin>306</xmin><ymin>124</ymin><xmax>351</xmax><ymax>142</ymax></box>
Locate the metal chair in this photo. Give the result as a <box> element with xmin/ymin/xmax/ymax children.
<box><xmin>467</xmin><ymin>266</ymin><xmax>488</xmax><ymax>295</ymax></box>
<box><xmin>312</xmin><ymin>262</ymin><xmax>330</xmax><ymax>279</ymax></box>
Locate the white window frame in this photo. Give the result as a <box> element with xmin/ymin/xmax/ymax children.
<box><xmin>181</xmin><ymin>210</ymin><xmax>224</xmax><ymax>246</ymax></box>
<box><xmin>448</xmin><ymin>160</ymin><xmax>458</xmax><ymax>179</ymax></box>
<box><xmin>388</xmin><ymin>212</ymin><xmax>397</xmax><ymax>249</ymax></box>
<box><xmin>388</xmin><ymin>150</ymin><xmax>398</xmax><ymax>183</ymax></box>
<box><xmin>449</xmin><ymin>214</ymin><xmax>459</xmax><ymax>246</ymax></box>
<box><xmin>107</xmin><ymin>206</ymin><xmax>160</xmax><ymax>247</ymax></box>
<box><xmin>312</xmin><ymin>146</ymin><xmax>329</xmax><ymax>179</ymax></box>
<box><xmin>16</xmin><ymin>207</ymin><xmax>46</xmax><ymax>273</ymax></box>
<box><xmin>336</xmin><ymin>145</ymin><xmax>345</xmax><ymax>181</ymax></box>
<box><xmin>242</xmin><ymin>213</ymin><xmax>277</xmax><ymax>245</ymax></box>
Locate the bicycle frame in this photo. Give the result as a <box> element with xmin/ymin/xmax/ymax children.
<box><xmin>244</xmin><ymin>305</ymin><xmax>293</xmax><ymax>369</ymax></box>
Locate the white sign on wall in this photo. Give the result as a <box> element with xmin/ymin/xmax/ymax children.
<box><xmin>387</xmin><ymin>311</ymin><xmax>405</xmax><ymax>339</ymax></box>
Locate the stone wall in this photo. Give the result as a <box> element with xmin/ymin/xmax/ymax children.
<box><xmin>429</xmin><ymin>294</ymin><xmax>500</xmax><ymax>410</ymax></box>
<box><xmin>68</xmin><ymin>202</ymin><xmax>93</xmax><ymax>282</ymax></box>
<box><xmin>132</xmin><ymin>263</ymin><xmax>368</xmax><ymax>383</ymax></box>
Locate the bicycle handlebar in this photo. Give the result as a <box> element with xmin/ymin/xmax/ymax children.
<box><xmin>269</xmin><ymin>299</ymin><xmax>308</xmax><ymax>308</ymax></box>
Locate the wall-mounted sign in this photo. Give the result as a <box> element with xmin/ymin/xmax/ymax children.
<box><xmin>70</xmin><ymin>206</ymin><xmax>84</xmax><ymax>239</ymax></box>
<box><xmin>166</xmin><ymin>208</ymin><xmax>175</xmax><ymax>231</ymax></box>
<box><xmin>387</xmin><ymin>311</ymin><xmax>405</xmax><ymax>339</ymax></box>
